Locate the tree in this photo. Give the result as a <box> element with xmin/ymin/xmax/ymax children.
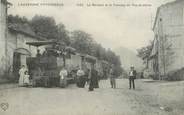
<box><xmin>8</xmin><ymin>15</ymin><xmax>123</xmax><ymax>77</ymax></box>
<box><xmin>56</xmin><ymin>23</ymin><xmax>70</xmax><ymax>45</ymax></box>
<box><xmin>104</xmin><ymin>48</ymin><xmax>123</xmax><ymax>76</ymax></box>
<box><xmin>30</xmin><ymin>15</ymin><xmax>58</xmax><ymax>39</ymax></box>
<box><xmin>137</xmin><ymin>40</ymin><xmax>153</xmax><ymax>62</ymax></box>
<box><xmin>70</xmin><ymin>30</ymin><xmax>93</xmax><ymax>54</ymax></box>
<box><xmin>8</xmin><ymin>15</ymin><xmax>29</xmax><ymax>24</ymax></box>
<box><xmin>70</xmin><ymin>30</ymin><xmax>123</xmax><ymax>76</ymax></box>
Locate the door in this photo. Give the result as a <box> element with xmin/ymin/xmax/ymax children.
<box><xmin>13</xmin><ymin>52</ymin><xmax>21</xmax><ymax>81</ymax></box>
<box><xmin>13</xmin><ymin>48</ymin><xmax>31</xmax><ymax>82</ymax></box>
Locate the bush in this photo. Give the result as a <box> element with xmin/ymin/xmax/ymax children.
<box><xmin>167</xmin><ymin>68</ymin><xmax>184</xmax><ymax>81</ymax></box>
<box><xmin>149</xmin><ymin>74</ymin><xmax>159</xmax><ymax>80</ymax></box>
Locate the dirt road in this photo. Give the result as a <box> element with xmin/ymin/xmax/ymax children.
<box><xmin>0</xmin><ymin>79</ymin><xmax>184</xmax><ymax>115</ymax></box>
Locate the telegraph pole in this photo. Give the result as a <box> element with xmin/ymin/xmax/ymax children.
<box><xmin>159</xmin><ymin>18</ymin><xmax>166</xmax><ymax>80</ymax></box>
<box><xmin>5</xmin><ymin>2</ymin><xmax>9</xmax><ymax>72</ymax></box>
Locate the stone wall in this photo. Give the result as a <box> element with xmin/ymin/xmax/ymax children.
<box><xmin>153</xmin><ymin>1</ymin><xmax>184</xmax><ymax>76</ymax></box>
<box><xmin>0</xmin><ymin>2</ymin><xmax>7</xmax><ymax>75</ymax></box>
<box><xmin>6</xmin><ymin>30</ymin><xmax>45</xmax><ymax>75</ymax></box>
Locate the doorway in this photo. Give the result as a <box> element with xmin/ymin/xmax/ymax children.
<box><xmin>13</xmin><ymin>52</ymin><xmax>21</xmax><ymax>81</ymax></box>
<box><xmin>13</xmin><ymin>48</ymin><xmax>31</xmax><ymax>81</ymax></box>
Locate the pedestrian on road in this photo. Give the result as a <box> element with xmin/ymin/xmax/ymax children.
<box><xmin>85</xmin><ymin>68</ymin><xmax>90</xmax><ymax>85</ymax></box>
<box><xmin>109</xmin><ymin>64</ymin><xmax>116</xmax><ymax>89</ymax></box>
<box><xmin>76</xmin><ymin>67</ymin><xmax>85</xmax><ymax>88</ymax></box>
<box><xmin>93</xmin><ymin>71</ymin><xmax>99</xmax><ymax>88</ymax></box>
<box><xmin>18</xmin><ymin>65</ymin><xmax>27</xmax><ymax>87</ymax></box>
<box><xmin>89</xmin><ymin>64</ymin><xmax>98</xmax><ymax>91</ymax></box>
<box><xmin>59</xmin><ymin>67</ymin><xmax>68</xmax><ymax>88</ymax></box>
<box><xmin>129</xmin><ymin>66</ymin><xmax>137</xmax><ymax>90</ymax></box>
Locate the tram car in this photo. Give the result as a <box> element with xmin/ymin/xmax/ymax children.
<box><xmin>26</xmin><ymin>41</ymin><xmax>76</xmax><ymax>88</ymax></box>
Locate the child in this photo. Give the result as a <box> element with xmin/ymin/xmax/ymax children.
<box><xmin>24</xmin><ymin>71</ymin><xmax>30</xmax><ymax>87</ymax></box>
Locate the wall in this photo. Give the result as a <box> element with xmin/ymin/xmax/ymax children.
<box><xmin>0</xmin><ymin>2</ymin><xmax>7</xmax><ymax>75</ymax></box>
<box><xmin>153</xmin><ymin>0</ymin><xmax>184</xmax><ymax>76</ymax></box>
<box><xmin>7</xmin><ymin>30</ymin><xmax>45</xmax><ymax>73</ymax></box>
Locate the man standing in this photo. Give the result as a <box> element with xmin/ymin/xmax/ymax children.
<box><xmin>89</xmin><ymin>64</ymin><xmax>98</xmax><ymax>91</ymax></box>
<box><xmin>85</xmin><ymin>68</ymin><xmax>90</xmax><ymax>85</ymax></box>
<box><xmin>59</xmin><ymin>67</ymin><xmax>68</xmax><ymax>88</ymax></box>
<box><xmin>109</xmin><ymin>65</ymin><xmax>116</xmax><ymax>89</ymax></box>
<box><xmin>129</xmin><ymin>66</ymin><xmax>136</xmax><ymax>90</ymax></box>
<box><xmin>76</xmin><ymin>67</ymin><xmax>85</xmax><ymax>88</ymax></box>
<box><xmin>36</xmin><ymin>49</ymin><xmax>41</xmax><ymax>57</ymax></box>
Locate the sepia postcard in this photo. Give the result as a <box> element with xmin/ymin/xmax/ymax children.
<box><xmin>0</xmin><ymin>0</ymin><xmax>184</xmax><ymax>115</ymax></box>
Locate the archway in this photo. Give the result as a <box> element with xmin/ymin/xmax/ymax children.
<box><xmin>13</xmin><ymin>48</ymin><xmax>31</xmax><ymax>81</ymax></box>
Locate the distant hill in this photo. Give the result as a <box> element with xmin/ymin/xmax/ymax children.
<box><xmin>113</xmin><ymin>47</ymin><xmax>144</xmax><ymax>72</ymax></box>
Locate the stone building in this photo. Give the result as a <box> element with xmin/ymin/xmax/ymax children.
<box><xmin>0</xmin><ymin>0</ymin><xmax>11</xmax><ymax>75</ymax></box>
<box><xmin>7</xmin><ymin>24</ymin><xmax>45</xmax><ymax>78</ymax></box>
<box><xmin>150</xmin><ymin>0</ymin><xmax>184</xmax><ymax>79</ymax></box>
<box><xmin>0</xmin><ymin>0</ymin><xmax>45</xmax><ymax>78</ymax></box>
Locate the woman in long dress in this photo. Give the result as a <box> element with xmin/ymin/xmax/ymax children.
<box><xmin>18</xmin><ymin>65</ymin><xmax>26</xmax><ymax>86</ymax></box>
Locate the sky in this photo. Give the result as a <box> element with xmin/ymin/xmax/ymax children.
<box><xmin>8</xmin><ymin>0</ymin><xmax>175</xmax><ymax>52</ymax></box>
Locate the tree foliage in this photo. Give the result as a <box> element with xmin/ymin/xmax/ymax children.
<box><xmin>137</xmin><ymin>40</ymin><xmax>153</xmax><ymax>60</ymax></box>
<box><xmin>56</xmin><ymin>23</ymin><xmax>70</xmax><ymax>45</ymax></box>
<box><xmin>30</xmin><ymin>15</ymin><xmax>58</xmax><ymax>39</ymax></box>
<box><xmin>70</xmin><ymin>30</ymin><xmax>93</xmax><ymax>54</ymax></box>
<box><xmin>8</xmin><ymin>14</ymin><xmax>123</xmax><ymax>76</ymax></box>
<box><xmin>70</xmin><ymin>30</ymin><xmax>123</xmax><ymax>76</ymax></box>
<box><xmin>8</xmin><ymin>14</ymin><xmax>28</xmax><ymax>24</ymax></box>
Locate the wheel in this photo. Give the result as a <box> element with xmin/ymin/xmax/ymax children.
<box><xmin>44</xmin><ymin>78</ymin><xmax>49</xmax><ymax>87</ymax></box>
<box><xmin>47</xmin><ymin>77</ymin><xmax>51</xmax><ymax>88</ymax></box>
<box><xmin>60</xmin><ymin>79</ymin><xmax>67</xmax><ymax>88</ymax></box>
<box><xmin>32</xmin><ymin>79</ymin><xmax>37</xmax><ymax>87</ymax></box>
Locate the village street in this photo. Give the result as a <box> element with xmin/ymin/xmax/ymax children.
<box><xmin>0</xmin><ymin>79</ymin><xmax>184</xmax><ymax>115</ymax></box>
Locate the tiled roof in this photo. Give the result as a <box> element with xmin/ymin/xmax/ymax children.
<box><xmin>8</xmin><ymin>23</ymin><xmax>46</xmax><ymax>41</ymax></box>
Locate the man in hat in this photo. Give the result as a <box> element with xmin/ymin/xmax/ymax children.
<box><xmin>76</xmin><ymin>67</ymin><xmax>85</xmax><ymax>88</ymax></box>
<box><xmin>89</xmin><ymin>64</ymin><xmax>98</xmax><ymax>91</ymax></box>
<box><xmin>129</xmin><ymin>66</ymin><xmax>137</xmax><ymax>89</ymax></box>
<box><xmin>109</xmin><ymin>64</ymin><xmax>116</xmax><ymax>89</ymax></box>
<box><xmin>36</xmin><ymin>49</ymin><xmax>41</xmax><ymax>57</ymax></box>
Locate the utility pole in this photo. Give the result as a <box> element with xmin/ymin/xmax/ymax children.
<box><xmin>5</xmin><ymin>2</ymin><xmax>9</xmax><ymax>72</ymax></box>
<box><xmin>159</xmin><ymin>18</ymin><xmax>166</xmax><ymax>80</ymax></box>
<box><xmin>5</xmin><ymin>1</ymin><xmax>12</xmax><ymax>73</ymax></box>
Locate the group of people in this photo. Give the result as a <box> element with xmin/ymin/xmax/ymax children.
<box><xmin>18</xmin><ymin>65</ymin><xmax>30</xmax><ymax>87</ymax></box>
<box><xmin>59</xmin><ymin>64</ymin><xmax>137</xmax><ymax>91</ymax></box>
<box><xmin>19</xmin><ymin>64</ymin><xmax>137</xmax><ymax>90</ymax></box>
<box><xmin>109</xmin><ymin>65</ymin><xmax>137</xmax><ymax>90</ymax></box>
<box><xmin>59</xmin><ymin>64</ymin><xmax>99</xmax><ymax>91</ymax></box>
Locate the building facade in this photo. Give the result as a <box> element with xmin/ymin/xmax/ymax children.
<box><xmin>0</xmin><ymin>0</ymin><xmax>8</xmax><ymax>75</ymax></box>
<box><xmin>7</xmin><ymin>24</ymin><xmax>45</xmax><ymax>78</ymax></box>
<box><xmin>0</xmin><ymin>0</ymin><xmax>45</xmax><ymax>78</ymax></box>
<box><xmin>151</xmin><ymin>0</ymin><xmax>184</xmax><ymax>79</ymax></box>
